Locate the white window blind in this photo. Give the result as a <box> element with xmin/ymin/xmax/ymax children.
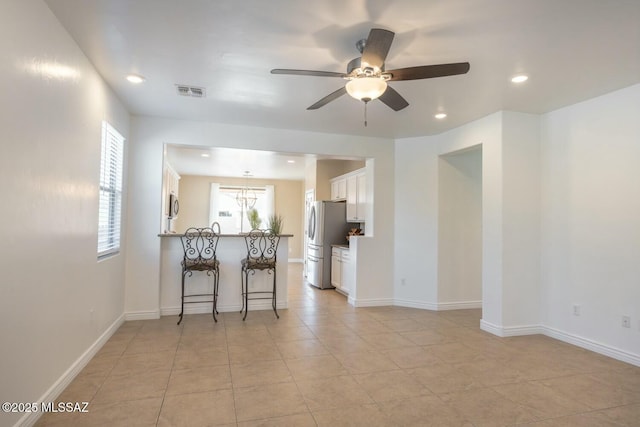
<box><xmin>97</xmin><ymin>121</ymin><xmax>124</xmax><ymax>258</ymax></box>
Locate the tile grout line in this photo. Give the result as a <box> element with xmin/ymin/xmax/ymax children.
<box><xmin>224</xmin><ymin>314</ymin><xmax>242</xmax><ymax>426</ymax></box>
<box><xmin>154</xmin><ymin>320</ymin><xmax>184</xmax><ymax>426</ymax></box>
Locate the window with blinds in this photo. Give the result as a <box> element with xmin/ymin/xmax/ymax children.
<box><xmin>97</xmin><ymin>121</ymin><xmax>125</xmax><ymax>258</ymax></box>
<box><xmin>209</xmin><ymin>184</ymin><xmax>274</xmax><ymax>234</ymax></box>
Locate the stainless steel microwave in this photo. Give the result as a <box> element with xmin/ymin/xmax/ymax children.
<box><xmin>168</xmin><ymin>193</ymin><xmax>179</xmax><ymax>218</ymax></box>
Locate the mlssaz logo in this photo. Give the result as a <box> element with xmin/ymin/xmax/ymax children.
<box><xmin>41</xmin><ymin>402</ymin><xmax>89</xmax><ymax>413</ymax></box>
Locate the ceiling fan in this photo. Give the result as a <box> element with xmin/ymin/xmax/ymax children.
<box><xmin>271</xmin><ymin>28</ymin><xmax>470</xmax><ymax>112</ymax></box>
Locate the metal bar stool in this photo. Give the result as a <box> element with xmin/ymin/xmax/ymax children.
<box><xmin>240</xmin><ymin>229</ymin><xmax>280</xmax><ymax>321</ymax></box>
<box><xmin>178</xmin><ymin>223</ymin><xmax>221</xmax><ymax>325</ymax></box>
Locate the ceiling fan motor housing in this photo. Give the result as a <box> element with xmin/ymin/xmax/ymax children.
<box><xmin>271</xmin><ymin>28</ymin><xmax>470</xmax><ymax>112</ymax></box>
<box><xmin>347</xmin><ymin>57</ymin><xmax>385</xmax><ymax>77</ymax></box>
<box><xmin>347</xmin><ymin>57</ymin><xmax>361</xmax><ymax>75</ymax></box>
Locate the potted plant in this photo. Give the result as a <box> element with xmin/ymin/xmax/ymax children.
<box><xmin>267</xmin><ymin>214</ymin><xmax>284</xmax><ymax>235</ymax></box>
<box><xmin>247</xmin><ymin>208</ymin><xmax>261</xmax><ymax>230</ymax></box>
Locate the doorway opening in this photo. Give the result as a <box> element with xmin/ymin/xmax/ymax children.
<box><xmin>437</xmin><ymin>145</ymin><xmax>483</xmax><ymax>310</ymax></box>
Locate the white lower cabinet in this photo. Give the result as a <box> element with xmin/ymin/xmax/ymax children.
<box><xmin>341</xmin><ymin>249</ymin><xmax>353</xmax><ymax>295</ymax></box>
<box><xmin>331</xmin><ymin>247</ymin><xmax>352</xmax><ymax>295</ymax></box>
<box><xmin>331</xmin><ymin>247</ymin><xmax>342</xmax><ymax>290</ymax></box>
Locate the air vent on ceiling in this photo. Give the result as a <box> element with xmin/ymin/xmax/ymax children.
<box><xmin>176</xmin><ymin>84</ymin><xmax>206</xmax><ymax>98</ymax></box>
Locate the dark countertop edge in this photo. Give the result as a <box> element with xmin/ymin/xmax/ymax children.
<box><xmin>158</xmin><ymin>233</ymin><xmax>294</xmax><ymax>238</ymax></box>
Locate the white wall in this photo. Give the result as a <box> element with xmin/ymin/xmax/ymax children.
<box><xmin>395</xmin><ymin>112</ymin><xmax>541</xmax><ymax>331</ymax></box>
<box><xmin>438</xmin><ymin>147</ymin><xmax>483</xmax><ymax>306</ymax></box>
<box><xmin>540</xmin><ymin>84</ymin><xmax>640</xmax><ymax>359</ymax></box>
<box><xmin>501</xmin><ymin>112</ymin><xmax>541</xmax><ymax>329</ymax></box>
<box><xmin>394</xmin><ymin>113</ymin><xmax>503</xmax><ymax>316</ymax></box>
<box><xmin>394</xmin><ymin>138</ymin><xmax>440</xmax><ymax>307</ymax></box>
<box><xmin>0</xmin><ymin>1</ymin><xmax>130</xmax><ymax>425</ymax></box>
<box><xmin>125</xmin><ymin>117</ymin><xmax>395</xmax><ymax>317</ymax></box>
<box><xmin>396</xmin><ymin>91</ymin><xmax>639</xmax><ymax>363</ymax></box>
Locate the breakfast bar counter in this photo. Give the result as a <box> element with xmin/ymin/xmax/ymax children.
<box><xmin>158</xmin><ymin>233</ymin><xmax>292</xmax><ymax>317</ymax></box>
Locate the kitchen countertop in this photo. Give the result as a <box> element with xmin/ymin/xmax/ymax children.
<box><xmin>158</xmin><ymin>233</ymin><xmax>293</xmax><ymax>237</ymax></box>
<box><xmin>331</xmin><ymin>244</ymin><xmax>349</xmax><ymax>249</ymax></box>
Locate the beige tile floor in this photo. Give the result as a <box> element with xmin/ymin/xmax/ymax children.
<box><xmin>37</xmin><ymin>264</ymin><xmax>640</xmax><ymax>426</ymax></box>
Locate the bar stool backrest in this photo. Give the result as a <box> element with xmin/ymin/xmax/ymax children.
<box><xmin>244</xmin><ymin>229</ymin><xmax>280</xmax><ymax>268</ymax></box>
<box><xmin>181</xmin><ymin>223</ymin><xmax>221</xmax><ymax>269</ymax></box>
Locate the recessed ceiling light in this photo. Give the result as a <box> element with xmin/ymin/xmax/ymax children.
<box><xmin>201</xmin><ymin>153</ymin><xmax>210</xmax><ymax>158</ymax></box>
<box><xmin>511</xmin><ymin>74</ymin><xmax>528</xmax><ymax>83</ymax></box>
<box><xmin>287</xmin><ymin>160</ymin><xmax>295</xmax><ymax>164</ymax></box>
<box><xmin>126</xmin><ymin>74</ymin><xmax>145</xmax><ymax>84</ymax></box>
<box><xmin>434</xmin><ymin>113</ymin><xmax>447</xmax><ymax>120</ymax></box>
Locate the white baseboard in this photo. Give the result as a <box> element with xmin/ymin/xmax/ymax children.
<box><xmin>479</xmin><ymin>319</ymin><xmax>503</xmax><ymax>336</ymax></box>
<box><xmin>124</xmin><ymin>309</ymin><xmax>160</xmax><ymax>321</ymax></box>
<box><xmin>480</xmin><ymin>320</ymin><xmax>544</xmax><ymax>337</ymax></box>
<box><xmin>543</xmin><ymin>325</ymin><xmax>640</xmax><ymax>367</ymax></box>
<box><xmin>161</xmin><ymin>305</ymin><xmax>217</xmax><ymax>316</ymax></box>
<box><xmin>351</xmin><ymin>298</ymin><xmax>395</xmax><ymax>307</ymax></box>
<box><xmin>394</xmin><ymin>299</ymin><xmax>481</xmax><ymax>311</ymax></box>
<box><xmin>437</xmin><ymin>300</ymin><xmax>482</xmax><ymax>310</ymax></box>
<box><xmin>479</xmin><ymin>321</ymin><xmax>639</xmax><ymax>367</ymax></box>
<box><xmin>18</xmin><ymin>314</ymin><xmax>125</xmax><ymax>427</ymax></box>
<box><xmin>394</xmin><ymin>298</ymin><xmax>439</xmax><ymax>311</ymax></box>
<box><xmin>160</xmin><ymin>302</ymin><xmax>288</xmax><ymax>316</ymax></box>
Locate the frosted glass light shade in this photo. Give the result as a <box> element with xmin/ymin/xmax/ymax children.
<box><xmin>346</xmin><ymin>77</ymin><xmax>387</xmax><ymax>101</ymax></box>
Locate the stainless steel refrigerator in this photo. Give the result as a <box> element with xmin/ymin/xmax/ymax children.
<box><xmin>306</xmin><ymin>201</ymin><xmax>350</xmax><ymax>289</ymax></box>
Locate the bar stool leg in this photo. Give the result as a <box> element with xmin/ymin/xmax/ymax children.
<box><xmin>240</xmin><ymin>267</ymin><xmax>245</xmax><ymax>315</ymax></box>
<box><xmin>243</xmin><ymin>269</ymin><xmax>250</xmax><ymax>321</ymax></box>
<box><xmin>178</xmin><ymin>270</ymin><xmax>186</xmax><ymax>325</ymax></box>
<box><xmin>212</xmin><ymin>269</ymin><xmax>218</xmax><ymax>323</ymax></box>
<box><xmin>272</xmin><ymin>268</ymin><xmax>279</xmax><ymax>319</ymax></box>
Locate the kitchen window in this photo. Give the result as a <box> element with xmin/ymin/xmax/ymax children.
<box><xmin>97</xmin><ymin>121</ymin><xmax>125</xmax><ymax>258</ymax></box>
<box><xmin>209</xmin><ymin>183</ymin><xmax>274</xmax><ymax>233</ymax></box>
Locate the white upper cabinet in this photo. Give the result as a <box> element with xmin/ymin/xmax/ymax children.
<box><xmin>330</xmin><ymin>176</ymin><xmax>347</xmax><ymax>201</ymax></box>
<box><xmin>346</xmin><ymin>170</ymin><xmax>366</xmax><ymax>222</ymax></box>
<box><xmin>356</xmin><ymin>172</ymin><xmax>366</xmax><ymax>221</ymax></box>
<box><xmin>331</xmin><ymin>168</ymin><xmax>366</xmax><ymax>222</ymax></box>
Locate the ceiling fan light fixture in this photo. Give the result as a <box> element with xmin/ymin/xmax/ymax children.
<box><xmin>511</xmin><ymin>74</ymin><xmax>528</xmax><ymax>83</ymax></box>
<box><xmin>126</xmin><ymin>73</ymin><xmax>145</xmax><ymax>84</ymax></box>
<box><xmin>346</xmin><ymin>77</ymin><xmax>387</xmax><ymax>102</ymax></box>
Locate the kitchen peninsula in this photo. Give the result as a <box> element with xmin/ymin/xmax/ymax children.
<box><xmin>158</xmin><ymin>233</ymin><xmax>292</xmax><ymax>316</ymax></box>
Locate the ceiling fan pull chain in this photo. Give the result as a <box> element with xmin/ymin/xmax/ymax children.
<box><xmin>364</xmin><ymin>101</ymin><xmax>368</xmax><ymax>127</ymax></box>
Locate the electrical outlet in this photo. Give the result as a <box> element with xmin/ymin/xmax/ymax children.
<box><xmin>622</xmin><ymin>315</ymin><xmax>631</xmax><ymax>328</ymax></box>
<box><xmin>572</xmin><ymin>304</ymin><xmax>581</xmax><ymax>316</ymax></box>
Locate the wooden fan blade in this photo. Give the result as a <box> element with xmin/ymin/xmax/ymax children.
<box><xmin>307</xmin><ymin>87</ymin><xmax>347</xmax><ymax>110</ymax></box>
<box><xmin>271</xmin><ymin>69</ymin><xmax>346</xmax><ymax>78</ymax></box>
<box><xmin>378</xmin><ymin>86</ymin><xmax>409</xmax><ymax>111</ymax></box>
<box><xmin>386</xmin><ymin>62</ymin><xmax>470</xmax><ymax>81</ymax></box>
<box><xmin>361</xmin><ymin>28</ymin><xmax>395</xmax><ymax>69</ymax></box>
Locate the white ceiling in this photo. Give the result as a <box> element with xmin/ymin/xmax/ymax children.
<box><xmin>44</xmin><ymin>0</ymin><xmax>639</xmax><ymax>179</ymax></box>
<box><xmin>165</xmin><ymin>145</ymin><xmax>311</xmax><ymax>180</ymax></box>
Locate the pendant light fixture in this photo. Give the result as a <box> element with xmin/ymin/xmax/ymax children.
<box><xmin>236</xmin><ymin>171</ymin><xmax>257</xmax><ymax>233</ymax></box>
